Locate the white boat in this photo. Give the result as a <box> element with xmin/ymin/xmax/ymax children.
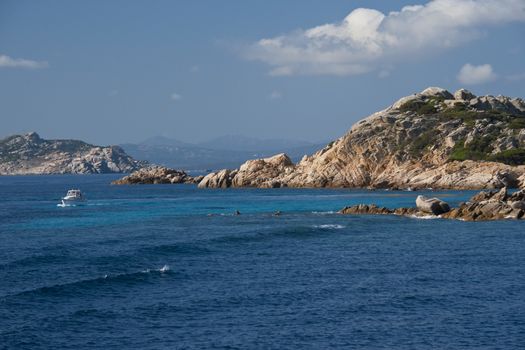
<box><xmin>60</xmin><ymin>189</ymin><xmax>86</xmax><ymax>206</ymax></box>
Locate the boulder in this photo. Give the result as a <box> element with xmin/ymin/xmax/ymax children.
<box><xmin>453</xmin><ymin>89</ymin><xmax>476</xmax><ymax>101</ymax></box>
<box><xmin>198</xmin><ymin>169</ymin><xmax>237</xmax><ymax>189</ymax></box>
<box><xmin>420</xmin><ymin>87</ymin><xmax>454</xmax><ymax>99</ymax></box>
<box><xmin>415</xmin><ymin>195</ymin><xmax>450</xmax><ymax>215</ymax></box>
<box><xmin>510</xmin><ymin>201</ymin><xmax>525</xmax><ymax>210</ymax></box>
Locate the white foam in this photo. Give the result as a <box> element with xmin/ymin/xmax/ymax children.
<box><xmin>312</xmin><ymin>211</ymin><xmax>336</xmax><ymax>215</ymax></box>
<box><xmin>314</xmin><ymin>224</ymin><xmax>345</xmax><ymax>229</ymax></box>
<box><xmin>159</xmin><ymin>265</ymin><xmax>170</xmax><ymax>273</ymax></box>
<box><xmin>408</xmin><ymin>215</ymin><xmax>440</xmax><ymax>220</ymax></box>
<box><xmin>57</xmin><ymin>203</ymin><xmax>76</xmax><ymax>207</ymax></box>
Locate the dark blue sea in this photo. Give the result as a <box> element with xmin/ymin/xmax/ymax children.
<box><xmin>0</xmin><ymin>175</ymin><xmax>524</xmax><ymax>349</ymax></box>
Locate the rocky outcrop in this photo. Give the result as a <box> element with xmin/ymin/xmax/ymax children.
<box><xmin>340</xmin><ymin>188</ymin><xmax>524</xmax><ymax>221</ymax></box>
<box><xmin>198</xmin><ymin>153</ymin><xmax>293</xmax><ymax>189</ymax></box>
<box><xmin>199</xmin><ymin>88</ymin><xmax>525</xmax><ymax>190</ymax></box>
<box><xmin>339</xmin><ymin>204</ymin><xmax>419</xmax><ymax>216</ymax></box>
<box><xmin>415</xmin><ymin>195</ymin><xmax>450</xmax><ymax>215</ymax></box>
<box><xmin>112</xmin><ymin>166</ymin><xmax>203</xmax><ymax>185</ymax></box>
<box><xmin>0</xmin><ymin>132</ymin><xmax>145</xmax><ymax>175</ymax></box>
<box><xmin>442</xmin><ymin>187</ymin><xmax>525</xmax><ymax>221</ymax></box>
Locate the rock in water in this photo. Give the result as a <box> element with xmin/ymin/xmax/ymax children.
<box><xmin>340</xmin><ymin>188</ymin><xmax>523</xmax><ymax>221</ymax></box>
<box><xmin>112</xmin><ymin>166</ymin><xmax>197</xmax><ymax>185</ymax></box>
<box><xmin>415</xmin><ymin>195</ymin><xmax>451</xmax><ymax>215</ymax></box>
<box><xmin>198</xmin><ymin>87</ymin><xmax>525</xmax><ymax>189</ymax></box>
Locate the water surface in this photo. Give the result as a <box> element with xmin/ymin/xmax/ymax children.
<box><xmin>0</xmin><ymin>175</ymin><xmax>523</xmax><ymax>349</ymax></box>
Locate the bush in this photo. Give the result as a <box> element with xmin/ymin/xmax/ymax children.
<box><xmin>487</xmin><ymin>148</ymin><xmax>525</xmax><ymax>165</ymax></box>
<box><xmin>448</xmin><ymin>135</ymin><xmax>496</xmax><ymax>162</ymax></box>
<box><xmin>509</xmin><ymin>117</ymin><xmax>525</xmax><ymax>129</ymax></box>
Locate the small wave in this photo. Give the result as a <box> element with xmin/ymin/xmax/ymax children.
<box><xmin>3</xmin><ymin>265</ymin><xmax>173</xmax><ymax>299</ymax></box>
<box><xmin>159</xmin><ymin>264</ymin><xmax>170</xmax><ymax>273</ymax></box>
<box><xmin>141</xmin><ymin>265</ymin><xmax>171</xmax><ymax>274</ymax></box>
<box><xmin>311</xmin><ymin>211</ymin><xmax>336</xmax><ymax>215</ymax></box>
<box><xmin>57</xmin><ymin>203</ymin><xmax>76</xmax><ymax>208</ymax></box>
<box><xmin>313</xmin><ymin>224</ymin><xmax>345</xmax><ymax>229</ymax></box>
<box><xmin>408</xmin><ymin>215</ymin><xmax>441</xmax><ymax>220</ymax></box>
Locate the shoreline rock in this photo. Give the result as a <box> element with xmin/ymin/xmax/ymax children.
<box><xmin>112</xmin><ymin>166</ymin><xmax>203</xmax><ymax>185</ymax></box>
<box><xmin>339</xmin><ymin>188</ymin><xmax>525</xmax><ymax>221</ymax></box>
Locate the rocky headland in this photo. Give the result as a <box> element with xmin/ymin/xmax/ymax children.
<box><xmin>199</xmin><ymin>87</ymin><xmax>525</xmax><ymax>190</ymax></box>
<box><xmin>112</xmin><ymin>166</ymin><xmax>203</xmax><ymax>185</ymax></box>
<box><xmin>0</xmin><ymin>132</ymin><xmax>145</xmax><ymax>175</ymax></box>
<box><xmin>339</xmin><ymin>188</ymin><xmax>525</xmax><ymax>221</ymax></box>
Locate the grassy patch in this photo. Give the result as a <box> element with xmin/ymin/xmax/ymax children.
<box><xmin>449</xmin><ymin>135</ymin><xmax>497</xmax><ymax>162</ymax></box>
<box><xmin>487</xmin><ymin>148</ymin><xmax>525</xmax><ymax>165</ymax></box>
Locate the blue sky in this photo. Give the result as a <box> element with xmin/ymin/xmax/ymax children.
<box><xmin>1</xmin><ymin>0</ymin><xmax>524</xmax><ymax>145</ymax></box>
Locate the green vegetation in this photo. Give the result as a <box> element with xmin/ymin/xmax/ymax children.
<box><xmin>449</xmin><ymin>136</ymin><xmax>494</xmax><ymax>162</ymax></box>
<box><xmin>399</xmin><ymin>97</ymin><xmax>444</xmax><ymax>115</ymax></box>
<box><xmin>399</xmin><ymin>98</ymin><xmax>525</xmax><ymax>131</ymax></box>
<box><xmin>509</xmin><ymin>117</ymin><xmax>525</xmax><ymax>129</ymax></box>
<box><xmin>449</xmin><ymin>137</ymin><xmax>525</xmax><ymax>165</ymax></box>
<box><xmin>487</xmin><ymin>149</ymin><xmax>525</xmax><ymax>165</ymax></box>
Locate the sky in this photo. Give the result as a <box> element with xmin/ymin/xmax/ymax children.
<box><xmin>1</xmin><ymin>0</ymin><xmax>525</xmax><ymax>145</ymax></box>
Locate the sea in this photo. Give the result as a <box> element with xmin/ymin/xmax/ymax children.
<box><xmin>0</xmin><ymin>175</ymin><xmax>524</xmax><ymax>349</ymax></box>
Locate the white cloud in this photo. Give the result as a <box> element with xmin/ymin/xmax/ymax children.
<box><xmin>457</xmin><ymin>63</ymin><xmax>497</xmax><ymax>85</ymax></box>
<box><xmin>245</xmin><ymin>0</ymin><xmax>525</xmax><ymax>76</ymax></box>
<box><xmin>170</xmin><ymin>93</ymin><xmax>182</xmax><ymax>101</ymax></box>
<box><xmin>0</xmin><ymin>54</ymin><xmax>48</xmax><ymax>69</ymax></box>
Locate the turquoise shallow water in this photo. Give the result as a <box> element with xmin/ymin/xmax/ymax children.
<box><xmin>0</xmin><ymin>175</ymin><xmax>524</xmax><ymax>349</ymax></box>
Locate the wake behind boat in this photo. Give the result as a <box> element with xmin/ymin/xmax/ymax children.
<box><xmin>58</xmin><ymin>189</ymin><xmax>86</xmax><ymax>207</ymax></box>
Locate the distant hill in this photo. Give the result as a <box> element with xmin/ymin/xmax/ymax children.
<box><xmin>0</xmin><ymin>132</ymin><xmax>145</xmax><ymax>175</ymax></box>
<box><xmin>120</xmin><ymin>135</ymin><xmax>325</xmax><ymax>171</ymax></box>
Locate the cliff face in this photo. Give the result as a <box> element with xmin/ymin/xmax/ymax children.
<box><xmin>199</xmin><ymin>87</ymin><xmax>525</xmax><ymax>189</ymax></box>
<box><xmin>0</xmin><ymin>132</ymin><xmax>145</xmax><ymax>175</ymax></box>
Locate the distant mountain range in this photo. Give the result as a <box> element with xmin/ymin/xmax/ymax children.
<box><xmin>120</xmin><ymin>135</ymin><xmax>326</xmax><ymax>171</ymax></box>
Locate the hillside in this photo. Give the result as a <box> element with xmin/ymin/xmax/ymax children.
<box><xmin>0</xmin><ymin>132</ymin><xmax>145</xmax><ymax>175</ymax></box>
<box><xmin>199</xmin><ymin>87</ymin><xmax>525</xmax><ymax>189</ymax></box>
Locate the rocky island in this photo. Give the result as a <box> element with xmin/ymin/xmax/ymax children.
<box><xmin>339</xmin><ymin>187</ymin><xmax>525</xmax><ymax>221</ymax></box>
<box><xmin>0</xmin><ymin>132</ymin><xmax>145</xmax><ymax>175</ymax></box>
<box><xmin>199</xmin><ymin>87</ymin><xmax>525</xmax><ymax>190</ymax></box>
<box><xmin>112</xmin><ymin>166</ymin><xmax>203</xmax><ymax>185</ymax></box>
